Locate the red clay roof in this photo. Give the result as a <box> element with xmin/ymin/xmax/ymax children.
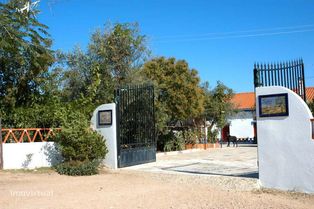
<box><xmin>307</xmin><ymin>87</ymin><xmax>314</xmax><ymax>102</ymax></box>
<box><xmin>232</xmin><ymin>87</ymin><xmax>314</xmax><ymax>110</ymax></box>
<box><xmin>231</xmin><ymin>92</ymin><xmax>255</xmax><ymax>110</ymax></box>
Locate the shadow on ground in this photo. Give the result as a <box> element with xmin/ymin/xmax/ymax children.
<box><xmin>168</xmin><ymin>170</ymin><xmax>259</xmax><ymax>179</ymax></box>
<box><xmin>161</xmin><ymin>162</ymin><xmax>259</xmax><ymax>179</ymax></box>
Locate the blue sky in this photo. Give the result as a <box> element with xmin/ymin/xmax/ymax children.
<box><xmin>33</xmin><ymin>0</ymin><xmax>314</xmax><ymax>92</ymax></box>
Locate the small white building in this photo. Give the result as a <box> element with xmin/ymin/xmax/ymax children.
<box><xmin>221</xmin><ymin>92</ymin><xmax>256</xmax><ymax>142</ymax></box>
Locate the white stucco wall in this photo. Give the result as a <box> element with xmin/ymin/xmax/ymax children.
<box><xmin>256</xmin><ymin>86</ymin><xmax>314</xmax><ymax>193</ymax></box>
<box><xmin>228</xmin><ymin>111</ymin><xmax>255</xmax><ymax>139</ymax></box>
<box><xmin>3</xmin><ymin>142</ymin><xmax>61</xmax><ymax>169</ymax></box>
<box><xmin>229</xmin><ymin>118</ymin><xmax>254</xmax><ymax>139</ymax></box>
<box><xmin>91</xmin><ymin>103</ymin><xmax>118</xmax><ymax>169</ymax></box>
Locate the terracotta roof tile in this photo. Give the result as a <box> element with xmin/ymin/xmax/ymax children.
<box><xmin>231</xmin><ymin>92</ymin><xmax>255</xmax><ymax>110</ymax></box>
<box><xmin>306</xmin><ymin>87</ymin><xmax>314</xmax><ymax>102</ymax></box>
<box><xmin>232</xmin><ymin>87</ymin><xmax>314</xmax><ymax>110</ymax></box>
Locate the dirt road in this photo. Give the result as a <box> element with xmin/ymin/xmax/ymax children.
<box><xmin>0</xmin><ymin>169</ymin><xmax>313</xmax><ymax>209</ymax></box>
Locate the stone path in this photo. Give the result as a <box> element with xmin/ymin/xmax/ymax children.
<box><xmin>124</xmin><ymin>145</ymin><xmax>258</xmax><ymax>178</ymax></box>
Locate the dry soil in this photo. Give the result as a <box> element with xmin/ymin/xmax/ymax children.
<box><xmin>0</xmin><ymin>168</ymin><xmax>313</xmax><ymax>209</ymax></box>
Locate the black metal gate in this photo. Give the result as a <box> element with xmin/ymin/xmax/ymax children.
<box><xmin>115</xmin><ymin>85</ymin><xmax>155</xmax><ymax>168</ymax></box>
<box><xmin>254</xmin><ymin>59</ymin><xmax>306</xmax><ymax>101</ymax></box>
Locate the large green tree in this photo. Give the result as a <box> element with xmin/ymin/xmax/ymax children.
<box><xmin>0</xmin><ymin>0</ymin><xmax>54</xmax><ymax>110</ymax></box>
<box><xmin>142</xmin><ymin>57</ymin><xmax>205</xmax><ymax>133</ymax></box>
<box><xmin>53</xmin><ymin>48</ymin><xmax>104</xmax><ymax>103</ymax></box>
<box><xmin>202</xmin><ymin>81</ymin><xmax>235</xmax><ymax>130</ymax></box>
<box><xmin>89</xmin><ymin>22</ymin><xmax>149</xmax><ymax>84</ymax></box>
<box><xmin>57</xmin><ymin>22</ymin><xmax>149</xmax><ymax>109</ymax></box>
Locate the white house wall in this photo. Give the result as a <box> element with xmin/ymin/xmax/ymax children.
<box><xmin>229</xmin><ymin>118</ymin><xmax>254</xmax><ymax>139</ymax></box>
<box><xmin>229</xmin><ymin>111</ymin><xmax>254</xmax><ymax>139</ymax></box>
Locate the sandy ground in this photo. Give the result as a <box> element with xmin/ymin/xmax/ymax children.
<box><xmin>0</xmin><ymin>168</ymin><xmax>313</xmax><ymax>209</ymax></box>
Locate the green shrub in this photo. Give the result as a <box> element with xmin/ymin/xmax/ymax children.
<box><xmin>54</xmin><ymin>160</ymin><xmax>100</xmax><ymax>176</ymax></box>
<box><xmin>1</xmin><ymin>100</ymin><xmax>66</xmax><ymax>128</ymax></box>
<box><xmin>182</xmin><ymin>129</ymin><xmax>198</xmax><ymax>145</ymax></box>
<box><xmin>208</xmin><ymin>129</ymin><xmax>219</xmax><ymax>143</ymax></box>
<box><xmin>55</xmin><ymin>111</ymin><xmax>108</xmax><ymax>162</ymax></box>
<box><xmin>162</xmin><ymin>131</ymin><xmax>185</xmax><ymax>152</ymax></box>
<box><xmin>54</xmin><ymin>110</ymin><xmax>108</xmax><ymax>175</ymax></box>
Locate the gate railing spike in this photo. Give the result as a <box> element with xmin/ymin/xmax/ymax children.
<box><xmin>253</xmin><ymin>58</ymin><xmax>306</xmax><ymax>101</ymax></box>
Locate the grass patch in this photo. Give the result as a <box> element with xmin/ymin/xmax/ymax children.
<box><xmin>0</xmin><ymin>167</ymin><xmax>55</xmax><ymax>174</ymax></box>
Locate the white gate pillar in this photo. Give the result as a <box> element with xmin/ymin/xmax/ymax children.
<box><xmin>91</xmin><ymin>103</ymin><xmax>118</xmax><ymax>169</ymax></box>
<box><xmin>256</xmin><ymin>86</ymin><xmax>314</xmax><ymax>193</ymax></box>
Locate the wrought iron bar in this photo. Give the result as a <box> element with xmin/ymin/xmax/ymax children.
<box><xmin>301</xmin><ymin>60</ymin><xmax>306</xmax><ymax>101</ymax></box>
<box><xmin>253</xmin><ymin>59</ymin><xmax>306</xmax><ymax>101</ymax></box>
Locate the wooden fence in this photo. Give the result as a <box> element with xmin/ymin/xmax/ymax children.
<box><xmin>0</xmin><ymin>128</ymin><xmax>61</xmax><ymax>143</ymax></box>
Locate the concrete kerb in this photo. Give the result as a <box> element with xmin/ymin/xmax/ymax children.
<box><xmin>156</xmin><ymin>144</ymin><xmax>245</xmax><ymax>157</ymax></box>
<box><xmin>157</xmin><ymin>148</ymin><xmax>212</xmax><ymax>157</ymax></box>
